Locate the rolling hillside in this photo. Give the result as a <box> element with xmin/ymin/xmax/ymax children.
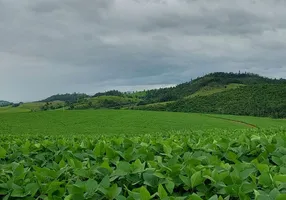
<box><xmin>2</xmin><ymin>72</ymin><xmax>286</xmax><ymax>118</ymax></box>
<box><xmin>136</xmin><ymin>84</ymin><xmax>286</xmax><ymax>118</ymax></box>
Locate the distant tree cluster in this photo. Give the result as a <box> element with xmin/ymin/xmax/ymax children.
<box><xmin>40</xmin><ymin>102</ymin><xmax>64</xmax><ymax>111</ymax></box>
<box><xmin>40</xmin><ymin>93</ymin><xmax>88</xmax><ymax>103</ymax></box>
<box><xmin>11</xmin><ymin>102</ymin><xmax>23</xmax><ymax>107</ymax></box>
<box><xmin>0</xmin><ymin>100</ymin><xmax>12</xmax><ymax>107</ymax></box>
<box><xmin>93</xmin><ymin>90</ymin><xmax>124</xmax><ymax>98</ymax></box>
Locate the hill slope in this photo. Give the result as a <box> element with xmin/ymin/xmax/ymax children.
<box><xmin>137</xmin><ymin>84</ymin><xmax>286</xmax><ymax>118</ymax></box>
<box><xmin>137</xmin><ymin>72</ymin><xmax>286</xmax><ymax>105</ymax></box>
<box><xmin>3</xmin><ymin>72</ymin><xmax>286</xmax><ymax>118</ymax></box>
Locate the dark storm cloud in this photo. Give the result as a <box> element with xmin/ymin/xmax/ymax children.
<box><xmin>0</xmin><ymin>0</ymin><xmax>286</xmax><ymax>101</ymax></box>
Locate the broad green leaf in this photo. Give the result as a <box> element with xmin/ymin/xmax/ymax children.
<box><xmin>13</xmin><ymin>164</ymin><xmax>24</xmax><ymax>177</ymax></box>
<box><xmin>59</xmin><ymin>159</ymin><xmax>66</xmax><ymax>168</ymax></box>
<box><xmin>269</xmin><ymin>188</ymin><xmax>280</xmax><ymax>199</ymax></box>
<box><xmin>143</xmin><ymin>172</ymin><xmax>159</xmax><ymax>187</ymax></box>
<box><xmin>85</xmin><ymin>179</ymin><xmax>98</xmax><ymax>197</ymax></box>
<box><xmin>240</xmin><ymin>182</ymin><xmax>255</xmax><ymax>194</ymax></box>
<box><xmin>188</xmin><ymin>193</ymin><xmax>203</xmax><ymax>200</ymax></box>
<box><xmin>0</xmin><ymin>146</ymin><xmax>6</xmax><ymax>158</ymax></box>
<box><xmin>140</xmin><ymin>186</ymin><xmax>151</xmax><ymax>200</ymax></box>
<box><xmin>208</xmin><ymin>195</ymin><xmax>218</xmax><ymax>200</ymax></box>
<box><xmin>100</xmin><ymin>175</ymin><xmax>110</xmax><ymax>189</ymax></box>
<box><xmin>240</xmin><ymin>168</ymin><xmax>256</xmax><ymax>180</ymax></box>
<box><xmin>276</xmin><ymin>194</ymin><xmax>286</xmax><ymax>200</ymax></box>
<box><xmin>273</xmin><ymin>174</ymin><xmax>286</xmax><ymax>183</ymax></box>
<box><xmin>180</xmin><ymin>175</ymin><xmax>191</xmax><ymax>188</ymax></box>
<box><xmin>11</xmin><ymin>188</ymin><xmax>26</xmax><ymax>197</ymax></box>
<box><xmin>106</xmin><ymin>184</ymin><xmax>122</xmax><ymax>199</ymax></box>
<box><xmin>165</xmin><ymin>181</ymin><xmax>175</xmax><ymax>194</ymax></box>
<box><xmin>132</xmin><ymin>159</ymin><xmax>145</xmax><ymax>173</ymax></box>
<box><xmin>258</xmin><ymin>173</ymin><xmax>272</xmax><ymax>187</ymax></box>
<box><xmin>158</xmin><ymin>184</ymin><xmax>168</xmax><ymax>199</ymax></box>
<box><xmin>256</xmin><ymin>164</ymin><xmax>269</xmax><ymax>173</ymax></box>
<box><xmin>101</xmin><ymin>160</ymin><xmax>113</xmax><ymax>173</ymax></box>
<box><xmin>25</xmin><ymin>183</ymin><xmax>39</xmax><ymax>197</ymax></box>
<box><xmin>191</xmin><ymin>171</ymin><xmax>204</xmax><ymax>188</ymax></box>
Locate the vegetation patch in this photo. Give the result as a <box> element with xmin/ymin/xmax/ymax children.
<box><xmin>1</xmin><ymin>128</ymin><xmax>286</xmax><ymax>199</ymax></box>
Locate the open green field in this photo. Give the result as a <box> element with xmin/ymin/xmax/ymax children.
<box><xmin>1</xmin><ymin>109</ymin><xmax>286</xmax><ymax>199</ymax></box>
<box><xmin>0</xmin><ymin>101</ymin><xmax>65</xmax><ymax>113</ymax></box>
<box><xmin>0</xmin><ymin>110</ymin><xmax>285</xmax><ymax>136</ymax></box>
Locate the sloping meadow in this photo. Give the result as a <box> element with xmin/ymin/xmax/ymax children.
<box><xmin>1</xmin><ymin>129</ymin><xmax>286</xmax><ymax>199</ymax></box>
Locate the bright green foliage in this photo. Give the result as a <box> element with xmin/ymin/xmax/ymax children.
<box><xmin>1</xmin><ymin>128</ymin><xmax>286</xmax><ymax>199</ymax></box>
<box><xmin>0</xmin><ymin>110</ymin><xmax>260</xmax><ymax>136</ymax></box>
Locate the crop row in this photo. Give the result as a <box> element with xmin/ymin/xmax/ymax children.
<box><xmin>1</xmin><ymin>129</ymin><xmax>286</xmax><ymax>199</ymax></box>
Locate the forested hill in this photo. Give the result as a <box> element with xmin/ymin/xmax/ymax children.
<box><xmin>39</xmin><ymin>93</ymin><xmax>89</xmax><ymax>103</ymax></box>
<box><xmin>138</xmin><ymin>84</ymin><xmax>286</xmax><ymax>118</ymax></box>
<box><xmin>137</xmin><ymin>72</ymin><xmax>286</xmax><ymax>105</ymax></box>
<box><xmin>28</xmin><ymin>72</ymin><xmax>286</xmax><ymax>118</ymax></box>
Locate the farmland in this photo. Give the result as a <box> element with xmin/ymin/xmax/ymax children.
<box><xmin>0</xmin><ymin>109</ymin><xmax>286</xmax><ymax>199</ymax></box>
<box><xmin>0</xmin><ymin>110</ymin><xmax>285</xmax><ymax>136</ymax></box>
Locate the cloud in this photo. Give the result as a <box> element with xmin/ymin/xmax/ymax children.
<box><xmin>0</xmin><ymin>0</ymin><xmax>286</xmax><ymax>101</ymax></box>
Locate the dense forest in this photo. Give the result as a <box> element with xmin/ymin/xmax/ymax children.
<box><xmin>20</xmin><ymin>72</ymin><xmax>286</xmax><ymax>118</ymax></box>
<box><xmin>138</xmin><ymin>72</ymin><xmax>286</xmax><ymax>105</ymax></box>
<box><xmin>136</xmin><ymin>84</ymin><xmax>286</xmax><ymax>118</ymax></box>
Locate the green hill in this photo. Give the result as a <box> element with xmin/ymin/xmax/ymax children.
<box><xmin>138</xmin><ymin>84</ymin><xmax>286</xmax><ymax>118</ymax></box>
<box><xmin>131</xmin><ymin>72</ymin><xmax>286</xmax><ymax>118</ymax></box>
<box><xmin>2</xmin><ymin>72</ymin><xmax>286</xmax><ymax>118</ymax></box>
<box><xmin>71</xmin><ymin>95</ymin><xmax>139</xmax><ymax>110</ymax></box>
<box><xmin>40</xmin><ymin>93</ymin><xmax>88</xmax><ymax>103</ymax></box>
<box><xmin>136</xmin><ymin>72</ymin><xmax>285</xmax><ymax>105</ymax></box>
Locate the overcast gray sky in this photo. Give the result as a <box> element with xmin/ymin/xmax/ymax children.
<box><xmin>1</xmin><ymin>0</ymin><xmax>286</xmax><ymax>102</ymax></box>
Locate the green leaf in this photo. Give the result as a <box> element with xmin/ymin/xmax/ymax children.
<box><xmin>13</xmin><ymin>164</ymin><xmax>24</xmax><ymax>177</ymax></box>
<box><xmin>240</xmin><ymin>182</ymin><xmax>255</xmax><ymax>194</ymax></box>
<box><xmin>0</xmin><ymin>146</ymin><xmax>6</xmax><ymax>159</ymax></box>
<box><xmin>106</xmin><ymin>184</ymin><xmax>122</xmax><ymax>199</ymax></box>
<box><xmin>94</xmin><ymin>142</ymin><xmax>105</xmax><ymax>157</ymax></box>
<box><xmin>273</xmin><ymin>174</ymin><xmax>286</xmax><ymax>183</ymax></box>
<box><xmin>208</xmin><ymin>195</ymin><xmax>218</xmax><ymax>200</ymax></box>
<box><xmin>85</xmin><ymin>179</ymin><xmax>98</xmax><ymax>197</ymax></box>
<box><xmin>276</xmin><ymin>194</ymin><xmax>286</xmax><ymax>200</ymax></box>
<box><xmin>158</xmin><ymin>184</ymin><xmax>168</xmax><ymax>199</ymax></box>
<box><xmin>100</xmin><ymin>160</ymin><xmax>113</xmax><ymax>173</ymax></box>
<box><xmin>140</xmin><ymin>186</ymin><xmax>151</xmax><ymax>200</ymax></box>
<box><xmin>258</xmin><ymin>173</ymin><xmax>272</xmax><ymax>187</ymax></box>
<box><xmin>191</xmin><ymin>171</ymin><xmax>204</xmax><ymax>188</ymax></box>
<box><xmin>25</xmin><ymin>183</ymin><xmax>39</xmax><ymax>197</ymax></box>
<box><xmin>240</xmin><ymin>168</ymin><xmax>256</xmax><ymax>180</ymax></box>
<box><xmin>143</xmin><ymin>172</ymin><xmax>159</xmax><ymax>187</ymax></box>
<box><xmin>256</xmin><ymin>164</ymin><xmax>269</xmax><ymax>173</ymax></box>
<box><xmin>59</xmin><ymin>159</ymin><xmax>66</xmax><ymax>168</ymax></box>
<box><xmin>165</xmin><ymin>181</ymin><xmax>175</xmax><ymax>194</ymax></box>
<box><xmin>189</xmin><ymin>193</ymin><xmax>203</xmax><ymax>200</ymax></box>
<box><xmin>132</xmin><ymin>159</ymin><xmax>145</xmax><ymax>173</ymax></box>
<box><xmin>269</xmin><ymin>188</ymin><xmax>280</xmax><ymax>199</ymax></box>
<box><xmin>180</xmin><ymin>175</ymin><xmax>191</xmax><ymax>188</ymax></box>
<box><xmin>100</xmin><ymin>175</ymin><xmax>110</xmax><ymax>189</ymax></box>
<box><xmin>11</xmin><ymin>188</ymin><xmax>26</xmax><ymax>197</ymax></box>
